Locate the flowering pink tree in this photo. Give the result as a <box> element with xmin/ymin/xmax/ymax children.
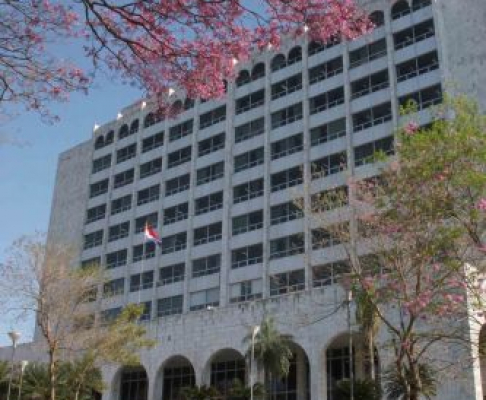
<box><xmin>0</xmin><ymin>0</ymin><xmax>371</xmax><ymax>120</ymax></box>
<box><xmin>311</xmin><ymin>96</ymin><xmax>486</xmax><ymax>399</ymax></box>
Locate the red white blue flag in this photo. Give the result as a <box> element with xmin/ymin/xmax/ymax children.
<box><xmin>144</xmin><ymin>223</ymin><xmax>162</xmax><ymax>246</ymax></box>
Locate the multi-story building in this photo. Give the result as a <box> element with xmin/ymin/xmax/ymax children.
<box><xmin>42</xmin><ymin>0</ymin><xmax>486</xmax><ymax>399</ymax></box>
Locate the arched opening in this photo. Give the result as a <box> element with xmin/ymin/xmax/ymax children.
<box><xmin>171</xmin><ymin>100</ymin><xmax>183</xmax><ymax>115</ymax></box>
<box><xmin>236</xmin><ymin>70</ymin><xmax>251</xmax><ymax>87</ymax></box>
<box><xmin>119</xmin><ymin>124</ymin><xmax>129</xmax><ymax>139</ymax></box>
<box><xmin>105</xmin><ymin>130</ymin><xmax>114</xmax><ymax>145</ymax></box>
<box><xmin>271</xmin><ymin>54</ymin><xmax>286</xmax><ymax>72</ymax></box>
<box><xmin>267</xmin><ymin>343</ymin><xmax>310</xmax><ymax>400</ymax></box>
<box><xmin>118</xmin><ymin>365</ymin><xmax>148</xmax><ymax>400</ymax></box>
<box><xmin>325</xmin><ymin>333</ymin><xmax>380</xmax><ymax>400</ymax></box>
<box><xmin>288</xmin><ymin>46</ymin><xmax>302</xmax><ymax>65</ymax></box>
<box><xmin>251</xmin><ymin>63</ymin><xmax>265</xmax><ymax>81</ymax></box>
<box><xmin>412</xmin><ymin>0</ymin><xmax>431</xmax><ymax>11</ymax></box>
<box><xmin>94</xmin><ymin>136</ymin><xmax>104</xmax><ymax>150</ymax></box>
<box><xmin>308</xmin><ymin>41</ymin><xmax>325</xmax><ymax>56</ymax></box>
<box><xmin>392</xmin><ymin>0</ymin><xmax>411</xmax><ymax>19</ymax></box>
<box><xmin>130</xmin><ymin>119</ymin><xmax>139</xmax><ymax>134</ymax></box>
<box><xmin>184</xmin><ymin>98</ymin><xmax>195</xmax><ymax>110</ymax></box>
<box><xmin>208</xmin><ymin>348</ymin><xmax>246</xmax><ymax>399</ymax></box>
<box><xmin>370</xmin><ymin>10</ymin><xmax>385</xmax><ymax>27</ymax></box>
<box><xmin>157</xmin><ymin>355</ymin><xmax>196</xmax><ymax>400</ymax></box>
<box><xmin>144</xmin><ymin>113</ymin><xmax>155</xmax><ymax>128</ymax></box>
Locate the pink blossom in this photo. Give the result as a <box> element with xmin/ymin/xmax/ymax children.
<box><xmin>477</xmin><ymin>198</ymin><xmax>486</xmax><ymax>211</ymax></box>
<box><xmin>404</xmin><ymin>121</ymin><xmax>419</xmax><ymax>136</ymax></box>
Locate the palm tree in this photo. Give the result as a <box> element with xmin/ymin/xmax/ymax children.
<box><xmin>0</xmin><ymin>360</ymin><xmax>10</xmax><ymax>397</ymax></box>
<box><xmin>21</xmin><ymin>363</ymin><xmax>62</xmax><ymax>400</ymax></box>
<box><xmin>228</xmin><ymin>379</ymin><xmax>265</xmax><ymax>400</ymax></box>
<box><xmin>63</xmin><ymin>355</ymin><xmax>104</xmax><ymax>400</ymax></box>
<box><xmin>180</xmin><ymin>384</ymin><xmax>220</xmax><ymax>400</ymax></box>
<box><xmin>383</xmin><ymin>363</ymin><xmax>437</xmax><ymax>400</ymax></box>
<box><xmin>243</xmin><ymin>316</ymin><xmax>294</xmax><ymax>386</ymax></box>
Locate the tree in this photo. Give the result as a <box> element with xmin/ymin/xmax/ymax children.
<box><xmin>0</xmin><ymin>0</ymin><xmax>372</xmax><ymax>120</ymax></box>
<box><xmin>243</xmin><ymin>316</ymin><xmax>293</xmax><ymax>383</ymax></box>
<box><xmin>227</xmin><ymin>379</ymin><xmax>266</xmax><ymax>400</ymax></box>
<box><xmin>310</xmin><ymin>95</ymin><xmax>486</xmax><ymax>400</ymax></box>
<box><xmin>0</xmin><ymin>360</ymin><xmax>10</xmax><ymax>397</ymax></box>
<box><xmin>180</xmin><ymin>384</ymin><xmax>220</xmax><ymax>400</ymax></box>
<box><xmin>0</xmin><ymin>234</ymin><xmax>154</xmax><ymax>400</ymax></box>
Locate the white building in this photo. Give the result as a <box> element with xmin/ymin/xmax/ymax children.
<box><xmin>38</xmin><ymin>0</ymin><xmax>486</xmax><ymax>399</ymax></box>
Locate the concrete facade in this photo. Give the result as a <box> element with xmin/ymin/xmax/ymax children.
<box><xmin>35</xmin><ymin>0</ymin><xmax>486</xmax><ymax>399</ymax></box>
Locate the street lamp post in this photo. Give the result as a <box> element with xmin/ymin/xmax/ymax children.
<box><xmin>250</xmin><ymin>325</ymin><xmax>261</xmax><ymax>400</ymax></box>
<box><xmin>17</xmin><ymin>361</ymin><xmax>28</xmax><ymax>400</ymax></box>
<box><xmin>6</xmin><ymin>331</ymin><xmax>21</xmax><ymax>400</ymax></box>
<box><xmin>347</xmin><ymin>290</ymin><xmax>354</xmax><ymax>400</ymax></box>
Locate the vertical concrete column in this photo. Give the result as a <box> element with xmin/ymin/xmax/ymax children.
<box><xmin>147</xmin><ymin>371</ymin><xmax>158</xmax><ymax>400</ymax></box>
<box><xmin>308</xmin><ymin>350</ymin><xmax>324</xmax><ymax>400</ymax></box>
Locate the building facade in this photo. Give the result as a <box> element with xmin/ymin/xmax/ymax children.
<box><xmin>43</xmin><ymin>0</ymin><xmax>486</xmax><ymax>399</ymax></box>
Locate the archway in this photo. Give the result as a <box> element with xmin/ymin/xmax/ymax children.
<box><xmin>236</xmin><ymin>70</ymin><xmax>251</xmax><ymax>87</ymax></box>
<box><xmin>325</xmin><ymin>333</ymin><xmax>380</xmax><ymax>400</ymax></box>
<box><xmin>392</xmin><ymin>0</ymin><xmax>411</xmax><ymax>19</ymax></box>
<box><xmin>267</xmin><ymin>343</ymin><xmax>310</xmax><ymax>400</ymax></box>
<box><xmin>118</xmin><ymin>365</ymin><xmax>148</xmax><ymax>400</ymax></box>
<box><xmin>288</xmin><ymin>46</ymin><xmax>302</xmax><ymax>65</ymax></box>
<box><xmin>208</xmin><ymin>348</ymin><xmax>246</xmax><ymax>399</ymax></box>
<box><xmin>251</xmin><ymin>63</ymin><xmax>265</xmax><ymax>80</ymax></box>
<box><xmin>369</xmin><ymin>11</ymin><xmax>385</xmax><ymax>27</ymax></box>
<box><xmin>271</xmin><ymin>54</ymin><xmax>286</xmax><ymax>72</ymax></box>
<box><xmin>158</xmin><ymin>355</ymin><xmax>196</xmax><ymax>400</ymax></box>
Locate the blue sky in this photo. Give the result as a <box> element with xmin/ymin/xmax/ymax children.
<box><xmin>0</xmin><ymin>72</ymin><xmax>142</xmax><ymax>346</ymax></box>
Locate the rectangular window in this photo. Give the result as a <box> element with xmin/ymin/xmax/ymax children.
<box><xmin>137</xmin><ymin>184</ymin><xmax>160</xmax><ymax>206</ymax></box>
<box><xmin>310</xmin><ymin>118</ymin><xmax>346</xmax><ymax>146</ymax></box>
<box><xmin>399</xmin><ymin>84</ymin><xmax>442</xmax><ymax>111</ymax></box>
<box><xmin>100</xmin><ymin>307</ymin><xmax>122</xmax><ymax>325</ymax></box>
<box><xmin>194</xmin><ymin>222</ymin><xmax>222</xmax><ymax>246</ymax></box>
<box><xmin>200</xmin><ymin>106</ymin><xmax>226</xmax><ymax>129</ymax></box>
<box><xmin>130</xmin><ymin>271</ymin><xmax>154</xmax><ymax>292</ymax></box>
<box><xmin>192</xmin><ymin>254</ymin><xmax>221</xmax><ymax>278</ymax></box>
<box><xmin>236</xmin><ymin>89</ymin><xmax>265</xmax><ymax>114</ymax></box>
<box><xmin>89</xmin><ymin>179</ymin><xmax>109</xmax><ymax>198</ymax></box>
<box><xmin>270</xmin><ymin>201</ymin><xmax>303</xmax><ymax>225</ymax></box>
<box><xmin>133</xmin><ymin>242</ymin><xmax>156</xmax><ymax>262</ymax></box>
<box><xmin>270</xmin><ymin>269</ymin><xmax>305</xmax><ymax>296</ymax></box>
<box><xmin>92</xmin><ymin>154</ymin><xmax>112</xmax><ymax>173</ymax></box>
<box><xmin>271</xmin><ymin>133</ymin><xmax>303</xmax><ymax>160</ymax></box>
<box><xmin>113</xmin><ymin>169</ymin><xmax>134</xmax><ymax>189</ymax></box>
<box><xmin>116</xmin><ymin>143</ymin><xmax>137</xmax><ymax>164</ymax></box>
<box><xmin>352</xmin><ymin>102</ymin><xmax>392</xmax><ymax>132</ymax></box>
<box><xmin>235</xmin><ymin>117</ymin><xmax>265</xmax><ymax>143</ymax></box>
<box><xmin>83</xmin><ymin>230</ymin><xmax>103</xmax><ymax>249</ymax></box>
<box><xmin>311</xmin><ymin>151</ymin><xmax>347</xmax><ymax>180</ymax></box>
<box><xmin>349</xmin><ymin>38</ymin><xmax>387</xmax><ymax>68</ymax></box>
<box><xmin>312</xmin><ymin>225</ymin><xmax>346</xmax><ymax>250</ymax></box>
<box><xmin>81</xmin><ymin>257</ymin><xmax>100</xmax><ymax>270</ymax></box>
<box><xmin>396</xmin><ymin>51</ymin><xmax>439</xmax><ymax>82</ymax></box>
<box><xmin>103</xmin><ymin>278</ymin><xmax>125</xmax><ymax>298</ymax></box>
<box><xmin>86</xmin><ymin>204</ymin><xmax>106</xmax><ymax>224</ymax></box>
<box><xmin>165</xmin><ymin>173</ymin><xmax>190</xmax><ymax>196</ymax></box>
<box><xmin>164</xmin><ymin>202</ymin><xmax>189</xmax><ymax>225</ymax></box>
<box><xmin>106</xmin><ymin>249</ymin><xmax>127</xmax><ymax>269</ymax></box>
<box><xmin>169</xmin><ymin>119</ymin><xmax>194</xmax><ymax>141</ymax></box>
<box><xmin>198</xmin><ymin>132</ymin><xmax>225</xmax><ymax>157</ymax></box>
<box><xmin>135</xmin><ymin>212</ymin><xmax>158</xmax><ymax>234</ymax></box>
<box><xmin>111</xmin><ymin>194</ymin><xmax>132</xmax><ymax>215</ymax></box>
<box><xmin>233</xmin><ymin>179</ymin><xmax>264</xmax><ymax>204</ymax></box>
<box><xmin>313</xmin><ymin>262</ymin><xmax>351</xmax><ymax>287</ymax></box>
<box><xmin>138</xmin><ymin>301</ymin><xmax>152</xmax><ymax>321</ymax></box>
<box><xmin>196</xmin><ymin>161</ymin><xmax>224</xmax><ymax>185</ymax></box>
<box><xmin>311</xmin><ymin>186</ymin><xmax>349</xmax><ymax>212</ymax></box>
<box><xmin>195</xmin><ymin>191</ymin><xmax>223</xmax><ymax>215</ymax></box>
<box><xmin>271</xmin><ymin>103</ymin><xmax>303</xmax><ymax>129</ymax></box>
<box><xmin>271</xmin><ymin>74</ymin><xmax>302</xmax><ymax>100</ymax></box>
<box><xmin>190</xmin><ymin>287</ymin><xmax>220</xmax><ymax>311</ymax></box>
<box><xmin>139</xmin><ymin>157</ymin><xmax>162</xmax><ymax>178</ymax></box>
<box><xmin>232</xmin><ymin>210</ymin><xmax>263</xmax><ymax>235</ymax></box>
<box><xmin>157</xmin><ymin>295</ymin><xmax>183</xmax><ymax>317</ymax></box>
<box><xmin>231</xmin><ymin>243</ymin><xmax>263</xmax><ymax>269</ymax></box>
<box><xmin>230</xmin><ymin>279</ymin><xmax>263</xmax><ymax>303</ymax></box>
<box><xmin>354</xmin><ymin>136</ymin><xmax>394</xmax><ymax>166</ymax></box>
<box><xmin>108</xmin><ymin>221</ymin><xmax>130</xmax><ymax>242</ymax></box>
<box><xmin>142</xmin><ymin>131</ymin><xmax>164</xmax><ymax>153</ymax></box>
<box><xmin>234</xmin><ymin>147</ymin><xmax>264</xmax><ymax>173</ymax></box>
<box><xmin>168</xmin><ymin>146</ymin><xmax>192</xmax><ymax>168</ymax></box>
<box><xmin>271</xmin><ymin>166</ymin><xmax>303</xmax><ymax>192</ymax></box>
<box><xmin>309</xmin><ymin>57</ymin><xmax>343</xmax><ymax>84</ymax></box>
<box><xmin>394</xmin><ymin>19</ymin><xmax>435</xmax><ymax>50</ymax></box>
<box><xmin>351</xmin><ymin>69</ymin><xmax>389</xmax><ymax>99</ymax></box>
<box><xmin>161</xmin><ymin>232</ymin><xmax>187</xmax><ymax>254</ymax></box>
<box><xmin>309</xmin><ymin>87</ymin><xmax>344</xmax><ymax>114</ymax></box>
<box><xmin>158</xmin><ymin>263</ymin><xmax>185</xmax><ymax>286</ymax></box>
<box><xmin>270</xmin><ymin>233</ymin><xmax>305</xmax><ymax>259</ymax></box>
